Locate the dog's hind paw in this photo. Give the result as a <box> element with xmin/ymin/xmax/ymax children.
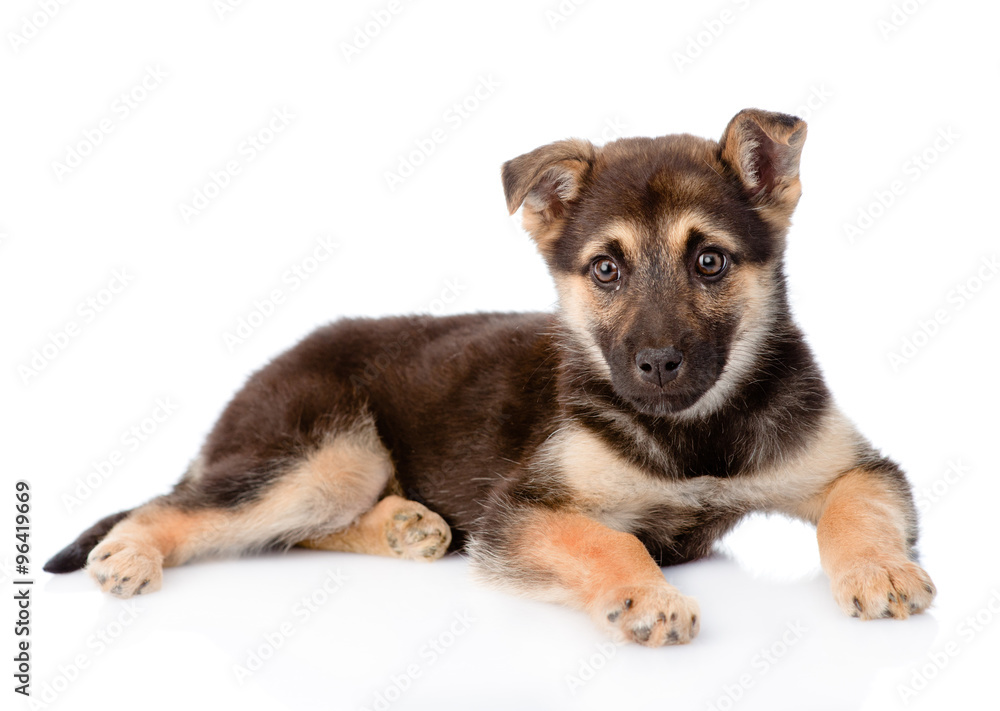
<box><xmin>87</xmin><ymin>537</ymin><xmax>164</xmax><ymax>598</ymax></box>
<box><xmin>385</xmin><ymin>502</ymin><xmax>452</xmax><ymax>561</ymax></box>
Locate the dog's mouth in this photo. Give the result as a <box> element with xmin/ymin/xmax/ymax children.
<box><xmin>616</xmin><ymin>379</ymin><xmax>719</xmax><ymax>417</ymax></box>
<box><xmin>607</xmin><ymin>349</ymin><xmax>725</xmax><ymax>418</ymax></box>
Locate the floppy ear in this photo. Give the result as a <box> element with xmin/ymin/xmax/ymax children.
<box><xmin>719</xmin><ymin>109</ymin><xmax>807</xmax><ymax>229</ymax></box>
<box><xmin>501</xmin><ymin>138</ymin><xmax>595</xmax><ymax>248</ymax></box>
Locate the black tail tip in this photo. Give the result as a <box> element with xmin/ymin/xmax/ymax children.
<box><xmin>43</xmin><ymin>544</ymin><xmax>90</xmax><ymax>574</ymax></box>
<box><xmin>42</xmin><ymin>509</ymin><xmax>134</xmax><ymax>575</ymax></box>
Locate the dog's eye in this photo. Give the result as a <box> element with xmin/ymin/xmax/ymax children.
<box><xmin>696</xmin><ymin>250</ymin><xmax>727</xmax><ymax>278</ymax></box>
<box><xmin>592</xmin><ymin>258</ymin><xmax>620</xmax><ymax>285</ymax></box>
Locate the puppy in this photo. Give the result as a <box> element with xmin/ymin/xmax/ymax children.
<box><xmin>46</xmin><ymin>108</ymin><xmax>935</xmax><ymax>646</ymax></box>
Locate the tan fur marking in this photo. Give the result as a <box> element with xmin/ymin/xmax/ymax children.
<box><xmin>586</xmin><ymin>212</ymin><xmax>742</xmax><ymax>266</ymax></box>
<box><xmin>523</xmin><ymin>510</ymin><xmax>666</xmax><ymax>604</ymax></box>
<box><xmin>811</xmin><ymin>470</ymin><xmax>936</xmax><ymax>619</ymax></box>
<box><xmin>587</xmin><ymin>219</ymin><xmax>643</xmax><ymax>262</ymax></box>
<box><xmin>511</xmin><ymin>508</ymin><xmax>699</xmax><ymax>646</ymax></box>
<box><xmin>505</xmin><ymin>139</ymin><xmax>595</xmax><ymax>251</ymax></box>
<box><xmin>86</xmin><ymin>506</ymin><xmax>233</xmax><ymax>597</ymax></box>
<box><xmin>299</xmin><ymin>495</ymin><xmax>451</xmax><ymax>561</ymax></box>
<box><xmin>545</xmin><ymin>408</ymin><xmax>861</xmax><ymax>533</ymax></box>
<box><xmin>552</xmin><ymin>273</ymin><xmax>613</xmax><ymax>379</ymax></box>
<box><xmin>182</xmin><ymin>454</ymin><xmax>207</xmax><ymax>483</ymax></box>
<box><xmin>679</xmin><ymin>260</ymin><xmax>777</xmax><ymax>419</ymax></box>
<box><xmin>123</xmin><ymin>507</ymin><xmax>230</xmax><ymax>566</ymax></box>
<box><xmin>257</xmin><ymin>425</ymin><xmax>393</xmax><ymax>534</ymax></box>
<box><xmin>660</xmin><ymin>211</ymin><xmax>741</xmax><ymax>261</ymax></box>
<box><xmin>89</xmin><ymin>423</ymin><xmax>394</xmax><ymax>597</ymax></box>
<box><xmin>719</xmin><ymin>109</ymin><xmax>806</xmax><ymax>232</ymax></box>
<box><xmin>756</xmin><ymin>182</ymin><xmax>802</xmax><ymax>233</ymax></box>
<box><xmin>542</xmin><ymin>411</ymin><xmax>935</xmax><ymax>622</ymax></box>
<box><xmin>815</xmin><ymin>471</ymin><xmax>909</xmax><ymax>562</ymax></box>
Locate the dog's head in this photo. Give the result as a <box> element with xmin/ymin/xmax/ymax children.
<box><xmin>502</xmin><ymin>109</ymin><xmax>806</xmax><ymax>418</ymax></box>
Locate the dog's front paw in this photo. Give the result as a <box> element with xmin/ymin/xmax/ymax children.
<box><xmin>831</xmin><ymin>558</ymin><xmax>936</xmax><ymax>620</ymax></box>
<box><xmin>593</xmin><ymin>583</ymin><xmax>700</xmax><ymax>647</ymax></box>
<box><xmin>385</xmin><ymin>502</ymin><xmax>452</xmax><ymax>561</ymax></box>
<box><xmin>87</xmin><ymin>538</ymin><xmax>164</xmax><ymax>598</ymax></box>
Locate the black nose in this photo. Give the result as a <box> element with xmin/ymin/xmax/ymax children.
<box><xmin>635</xmin><ymin>347</ymin><xmax>684</xmax><ymax>387</ymax></box>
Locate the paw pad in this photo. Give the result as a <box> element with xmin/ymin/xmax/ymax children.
<box><xmin>385</xmin><ymin>504</ymin><xmax>451</xmax><ymax>561</ymax></box>
<box><xmin>597</xmin><ymin>584</ymin><xmax>700</xmax><ymax>647</ymax></box>
<box><xmin>87</xmin><ymin>538</ymin><xmax>164</xmax><ymax>599</ymax></box>
<box><xmin>833</xmin><ymin>560</ymin><xmax>936</xmax><ymax>621</ymax></box>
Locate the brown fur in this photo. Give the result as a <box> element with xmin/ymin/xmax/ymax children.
<box><xmin>719</xmin><ymin>108</ymin><xmax>806</xmax><ymax>231</ymax></box>
<box><xmin>47</xmin><ymin>109</ymin><xmax>934</xmax><ymax>647</ymax></box>
<box><xmin>502</xmin><ymin>138</ymin><xmax>596</xmax><ymax>249</ymax></box>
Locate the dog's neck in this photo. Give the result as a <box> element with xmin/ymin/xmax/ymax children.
<box><xmin>552</xmin><ymin>314</ymin><xmax>831</xmax><ymax>479</ymax></box>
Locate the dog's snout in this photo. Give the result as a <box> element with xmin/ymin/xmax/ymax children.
<box><xmin>635</xmin><ymin>347</ymin><xmax>684</xmax><ymax>387</ymax></box>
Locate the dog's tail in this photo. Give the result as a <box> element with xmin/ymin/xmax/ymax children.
<box><xmin>43</xmin><ymin>509</ymin><xmax>133</xmax><ymax>574</ymax></box>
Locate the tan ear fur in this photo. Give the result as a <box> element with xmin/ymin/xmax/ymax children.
<box><xmin>501</xmin><ymin>138</ymin><xmax>595</xmax><ymax>248</ymax></box>
<box><xmin>719</xmin><ymin>109</ymin><xmax>807</xmax><ymax>230</ymax></box>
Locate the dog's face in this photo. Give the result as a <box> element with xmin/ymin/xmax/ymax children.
<box><xmin>503</xmin><ymin>110</ymin><xmax>807</xmax><ymax>417</ymax></box>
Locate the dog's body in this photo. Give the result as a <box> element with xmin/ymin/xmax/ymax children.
<box><xmin>46</xmin><ymin>109</ymin><xmax>935</xmax><ymax>646</ymax></box>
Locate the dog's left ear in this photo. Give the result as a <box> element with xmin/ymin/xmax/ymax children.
<box><xmin>719</xmin><ymin>109</ymin><xmax>807</xmax><ymax>229</ymax></box>
<box><xmin>502</xmin><ymin>138</ymin><xmax>596</xmax><ymax>249</ymax></box>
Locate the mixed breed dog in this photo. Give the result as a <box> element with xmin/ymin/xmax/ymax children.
<box><xmin>47</xmin><ymin>109</ymin><xmax>935</xmax><ymax>647</ymax></box>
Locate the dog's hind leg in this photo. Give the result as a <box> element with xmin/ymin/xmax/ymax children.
<box><xmin>299</xmin><ymin>495</ymin><xmax>451</xmax><ymax>562</ymax></box>
<box><xmin>85</xmin><ymin>421</ymin><xmax>394</xmax><ymax>598</ymax></box>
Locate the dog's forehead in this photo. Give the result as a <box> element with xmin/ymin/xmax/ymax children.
<box><xmin>588</xmin><ymin>135</ymin><xmax>740</xmax><ymax>224</ymax></box>
<box><xmin>566</xmin><ymin>135</ymin><xmax>771</xmax><ymax>262</ymax></box>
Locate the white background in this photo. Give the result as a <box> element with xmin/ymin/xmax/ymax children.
<box><xmin>3</xmin><ymin>1</ymin><xmax>999</xmax><ymax>709</ymax></box>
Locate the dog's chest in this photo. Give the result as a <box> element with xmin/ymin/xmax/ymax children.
<box><xmin>544</xmin><ymin>419</ymin><xmax>855</xmax><ymax>537</ymax></box>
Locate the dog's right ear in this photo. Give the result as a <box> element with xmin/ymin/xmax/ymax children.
<box><xmin>502</xmin><ymin>138</ymin><xmax>595</xmax><ymax>248</ymax></box>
